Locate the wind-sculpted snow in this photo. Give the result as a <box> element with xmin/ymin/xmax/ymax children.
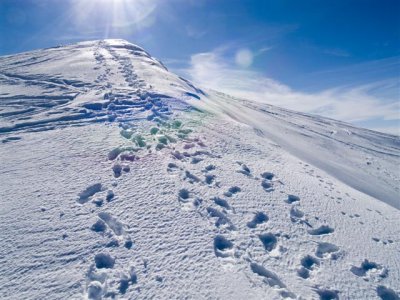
<box><xmin>0</xmin><ymin>39</ymin><xmax>201</xmax><ymax>134</ymax></box>
<box><xmin>0</xmin><ymin>40</ymin><xmax>399</xmax><ymax>299</ymax></box>
<box><xmin>192</xmin><ymin>91</ymin><xmax>400</xmax><ymax>209</ymax></box>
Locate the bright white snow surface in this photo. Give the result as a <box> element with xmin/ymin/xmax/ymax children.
<box><xmin>0</xmin><ymin>39</ymin><xmax>399</xmax><ymax>300</ymax></box>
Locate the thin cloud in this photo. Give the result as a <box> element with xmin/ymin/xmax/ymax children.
<box><xmin>256</xmin><ymin>46</ymin><xmax>273</xmax><ymax>55</ymax></box>
<box><xmin>323</xmin><ymin>48</ymin><xmax>351</xmax><ymax>57</ymax></box>
<box><xmin>185</xmin><ymin>25</ymin><xmax>207</xmax><ymax>39</ymax></box>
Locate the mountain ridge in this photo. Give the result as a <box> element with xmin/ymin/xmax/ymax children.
<box><xmin>0</xmin><ymin>39</ymin><xmax>399</xmax><ymax>299</ymax></box>
<box><xmin>1</xmin><ymin>39</ymin><xmax>399</xmax><ymax>208</ymax></box>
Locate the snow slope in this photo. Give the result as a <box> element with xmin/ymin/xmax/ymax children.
<box><xmin>0</xmin><ymin>39</ymin><xmax>399</xmax><ymax>300</ymax></box>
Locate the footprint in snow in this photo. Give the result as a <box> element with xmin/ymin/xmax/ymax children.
<box><xmin>289</xmin><ymin>205</ymin><xmax>312</xmax><ymax>227</ymax></box>
<box><xmin>371</xmin><ymin>237</ymin><xmax>394</xmax><ymax>245</ymax></box>
<box><xmin>290</xmin><ymin>205</ymin><xmax>304</xmax><ymax>220</ymax></box>
<box><xmin>171</xmin><ymin>150</ymin><xmax>187</xmax><ymax>161</ymax></box>
<box><xmin>205</xmin><ymin>174</ymin><xmax>216</xmax><ymax>185</ymax></box>
<box><xmin>236</xmin><ymin>162</ymin><xmax>252</xmax><ymax>177</ymax></box>
<box><xmin>112</xmin><ymin>164</ymin><xmax>122</xmax><ymax>178</ymax></box>
<box><xmin>167</xmin><ymin>162</ymin><xmax>204</xmax><ymax>184</ymax></box>
<box><xmin>261</xmin><ymin>172</ymin><xmax>274</xmax><ymax>180</ymax></box>
<box><xmin>105</xmin><ymin>190</ymin><xmax>115</xmax><ymax>202</ymax></box>
<box><xmin>258</xmin><ymin>171</ymin><xmax>275</xmax><ymax>191</ymax></box>
<box><xmin>308</xmin><ymin>225</ymin><xmax>335</xmax><ymax>235</ymax></box>
<box><xmin>118</xmin><ymin>267</ymin><xmax>137</xmax><ymax>295</ymax></box>
<box><xmin>203</xmin><ymin>164</ymin><xmax>216</xmax><ymax>172</ymax></box>
<box><xmin>183</xmin><ymin>170</ymin><xmax>201</xmax><ymax>184</ymax></box>
<box><xmin>250</xmin><ymin>262</ymin><xmax>296</xmax><ymax>298</ymax></box>
<box><xmin>178</xmin><ymin>188</ymin><xmax>202</xmax><ymax>211</ymax></box>
<box><xmin>167</xmin><ymin>162</ymin><xmax>181</xmax><ymax>174</ymax></box>
<box><xmin>297</xmin><ymin>255</ymin><xmax>320</xmax><ymax>279</ymax></box>
<box><xmin>87</xmin><ymin>280</ymin><xmax>104</xmax><ymax>300</ymax></box>
<box><xmin>91</xmin><ymin>219</ymin><xmax>107</xmax><ymax>233</ymax></box>
<box><xmin>250</xmin><ymin>262</ymin><xmax>285</xmax><ymax>288</ymax></box>
<box><xmin>376</xmin><ymin>285</ymin><xmax>400</xmax><ymax>300</ymax></box>
<box><xmin>94</xmin><ymin>252</ymin><xmax>115</xmax><ymax>269</ymax></box>
<box><xmin>286</xmin><ymin>194</ymin><xmax>300</xmax><ymax>204</ymax></box>
<box><xmin>77</xmin><ymin>183</ymin><xmax>104</xmax><ymax>204</ymax></box>
<box><xmin>213</xmin><ymin>235</ymin><xmax>234</xmax><ymax>259</ymax></box>
<box><xmin>350</xmin><ymin>259</ymin><xmax>388</xmax><ymax>280</ymax></box>
<box><xmin>85</xmin><ymin>254</ymin><xmax>137</xmax><ymax>298</ymax></box>
<box><xmin>315</xmin><ymin>242</ymin><xmax>341</xmax><ymax>260</ymax></box>
<box><xmin>224</xmin><ymin>186</ymin><xmax>241</xmax><ymax>197</ymax></box>
<box><xmin>183</xmin><ymin>143</ymin><xmax>195</xmax><ymax>150</ymax></box>
<box><xmin>259</xmin><ymin>233</ymin><xmax>278</xmax><ymax>252</ymax></box>
<box><xmin>247</xmin><ymin>212</ymin><xmax>268</xmax><ymax>228</ymax></box>
<box><xmin>213</xmin><ymin>197</ymin><xmax>231</xmax><ymax>211</ymax></box>
<box><xmin>85</xmin><ymin>263</ymin><xmax>108</xmax><ymax>300</ymax></box>
<box><xmin>191</xmin><ymin>157</ymin><xmax>203</xmax><ymax>164</ymax></box>
<box><xmin>206</xmin><ymin>207</ymin><xmax>236</xmax><ymax>231</ymax></box>
<box><xmin>92</xmin><ymin>212</ymin><xmax>133</xmax><ymax>249</ymax></box>
<box><xmin>261</xmin><ymin>179</ymin><xmax>274</xmax><ymax>192</ymax></box>
<box><xmin>313</xmin><ymin>287</ymin><xmax>339</xmax><ymax>300</ymax></box>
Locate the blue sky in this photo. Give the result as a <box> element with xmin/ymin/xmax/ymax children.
<box><xmin>1</xmin><ymin>0</ymin><xmax>399</xmax><ymax>133</ymax></box>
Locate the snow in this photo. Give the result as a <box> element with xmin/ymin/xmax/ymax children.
<box><xmin>0</xmin><ymin>39</ymin><xmax>399</xmax><ymax>299</ymax></box>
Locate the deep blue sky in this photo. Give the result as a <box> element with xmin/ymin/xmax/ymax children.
<box><xmin>0</xmin><ymin>0</ymin><xmax>399</xmax><ymax>133</ymax></box>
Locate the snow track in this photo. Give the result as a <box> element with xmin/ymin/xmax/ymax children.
<box><xmin>0</xmin><ymin>39</ymin><xmax>399</xmax><ymax>299</ymax></box>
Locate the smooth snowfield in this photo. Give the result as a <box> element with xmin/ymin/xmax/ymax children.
<box><xmin>0</xmin><ymin>40</ymin><xmax>399</xmax><ymax>300</ymax></box>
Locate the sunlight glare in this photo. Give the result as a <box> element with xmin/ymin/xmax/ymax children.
<box><xmin>71</xmin><ymin>0</ymin><xmax>158</xmax><ymax>37</ymax></box>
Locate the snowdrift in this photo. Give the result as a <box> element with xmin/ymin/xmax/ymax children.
<box><xmin>0</xmin><ymin>39</ymin><xmax>399</xmax><ymax>299</ymax></box>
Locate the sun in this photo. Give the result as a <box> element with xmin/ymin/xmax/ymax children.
<box><xmin>70</xmin><ymin>0</ymin><xmax>158</xmax><ymax>38</ymax></box>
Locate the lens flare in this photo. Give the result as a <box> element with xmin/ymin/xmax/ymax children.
<box><xmin>235</xmin><ymin>49</ymin><xmax>253</xmax><ymax>68</ymax></box>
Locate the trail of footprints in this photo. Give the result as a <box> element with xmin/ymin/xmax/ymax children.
<box><xmin>75</xmin><ymin>179</ymin><xmax>135</xmax><ymax>298</ymax></box>
<box><xmin>72</xmin><ymin>45</ymin><xmax>397</xmax><ymax>298</ymax></box>
<box><xmin>165</xmin><ymin>140</ymin><xmax>295</xmax><ymax>295</ymax></box>
<box><xmin>165</xmin><ymin>141</ymin><xmax>397</xmax><ymax>299</ymax></box>
<box><xmin>77</xmin><ymin>122</ymin><xmax>186</xmax><ymax>297</ymax></box>
<box><xmin>74</xmin><ymin>115</ymin><xmax>397</xmax><ymax>299</ymax></box>
<box><xmin>74</xmin><ymin>65</ymin><xmax>217</xmax><ymax>297</ymax></box>
<box><xmin>73</xmin><ymin>41</ymin><xmax>189</xmax><ymax>298</ymax></box>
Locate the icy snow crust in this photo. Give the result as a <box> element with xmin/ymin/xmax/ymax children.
<box><xmin>0</xmin><ymin>39</ymin><xmax>399</xmax><ymax>299</ymax></box>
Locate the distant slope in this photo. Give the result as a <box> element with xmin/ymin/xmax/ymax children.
<box><xmin>189</xmin><ymin>91</ymin><xmax>400</xmax><ymax>209</ymax></box>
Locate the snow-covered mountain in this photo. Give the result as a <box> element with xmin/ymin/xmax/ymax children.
<box><xmin>0</xmin><ymin>39</ymin><xmax>399</xmax><ymax>300</ymax></box>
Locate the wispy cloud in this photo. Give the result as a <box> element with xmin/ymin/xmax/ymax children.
<box><xmin>257</xmin><ymin>47</ymin><xmax>273</xmax><ymax>55</ymax></box>
<box><xmin>185</xmin><ymin>25</ymin><xmax>207</xmax><ymax>39</ymax></box>
<box><xmin>323</xmin><ymin>48</ymin><xmax>351</xmax><ymax>57</ymax></box>
<box><xmin>180</xmin><ymin>47</ymin><xmax>399</xmax><ymax>133</ymax></box>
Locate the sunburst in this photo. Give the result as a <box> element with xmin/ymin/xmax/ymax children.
<box><xmin>70</xmin><ymin>0</ymin><xmax>158</xmax><ymax>38</ymax></box>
